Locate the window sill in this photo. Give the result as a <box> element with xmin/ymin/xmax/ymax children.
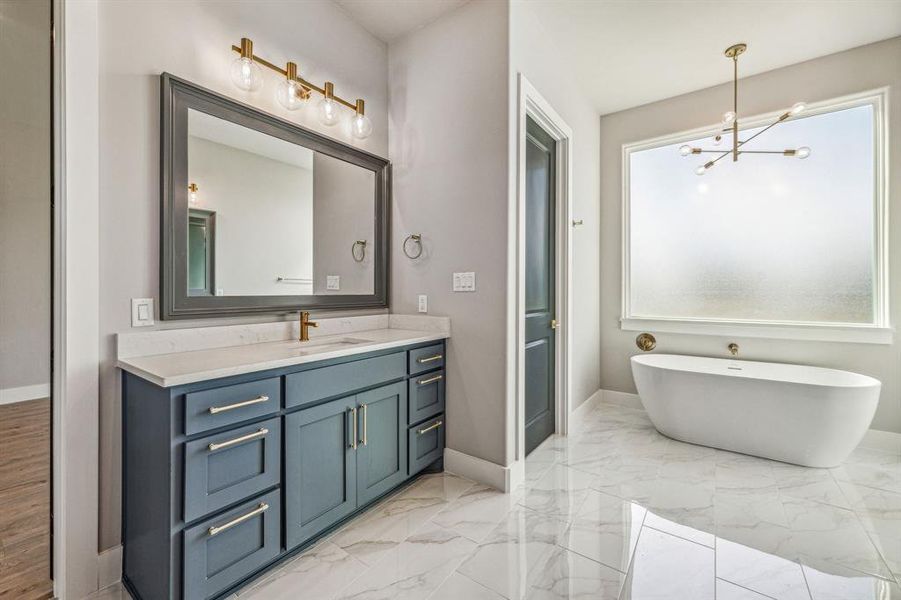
<box><xmin>620</xmin><ymin>317</ymin><xmax>894</xmax><ymax>345</ymax></box>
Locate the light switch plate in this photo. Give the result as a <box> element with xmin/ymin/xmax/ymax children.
<box><xmin>327</xmin><ymin>275</ymin><xmax>340</xmax><ymax>290</ymax></box>
<box><xmin>131</xmin><ymin>298</ymin><xmax>155</xmax><ymax>327</ymax></box>
<box><xmin>453</xmin><ymin>272</ymin><xmax>476</xmax><ymax>292</ymax></box>
<box><xmin>418</xmin><ymin>294</ymin><xmax>428</xmax><ymax>313</ymax></box>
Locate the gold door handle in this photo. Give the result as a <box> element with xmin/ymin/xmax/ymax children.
<box><xmin>417</xmin><ymin>354</ymin><xmax>443</xmax><ymax>364</ymax></box>
<box><xmin>418</xmin><ymin>420</ymin><xmax>443</xmax><ymax>435</ymax></box>
<box><xmin>361</xmin><ymin>404</ymin><xmax>368</xmax><ymax>446</ymax></box>
<box><xmin>418</xmin><ymin>374</ymin><xmax>444</xmax><ymax>386</ymax></box>
<box><xmin>208</xmin><ymin>428</ymin><xmax>268</xmax><ymax>452</ymax></box>
<box><xmin>208</xmin><ymin>395</ymin><xmax>269</xmax><ymax>414</ymax></box>
<box><xmin>550</xmin><ymin>319</ymin><xmax>560</xmax><ymax>329</ymax></box>
<box><xmin>350</xmin><ymin>407</ymin><xmax>358</xmax><ymax>450</ymax></box>
<box><xmin>208</xmin><ymin>502</ymin><xmax>269</xmax><ymax>537</ymax></box>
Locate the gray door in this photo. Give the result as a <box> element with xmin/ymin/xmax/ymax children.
<box><xmin>356</xmin><ymin>382</ymin><xmax>408</xmax><ymax>506</ymax></box>
<box><xmin>524</xmin><ymin>116</ymin><xmax>556</xmax><ymax>456</ymax></box>
<box><xmin>285</xmin><ymin>396</ymin><xmax>358</xmax><ymax>549</ymax></box>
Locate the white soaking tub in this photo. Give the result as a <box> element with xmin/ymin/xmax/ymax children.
<box><xmin>631</xmin><ymin>354</ymin><xmax>881</xmax><ymax>468</ymax></box>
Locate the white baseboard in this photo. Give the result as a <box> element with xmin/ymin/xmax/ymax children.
<box><xmin>97</xmin><ymin>545</ymin><xmax>122</xmax><ymax>590</ymax></box>
<box><xmin>573</xmin><ymin>389</ymin><xmax>603</xmax><ymax>415</ymax></box>
<box><xmin>859</xmin><ymin>429</ymin><xmax>901</xmax><ymax>454</ymax></box>
<box><xmin>0</xmin><ymin>383</ymin><xmax>51</xmax><ymax>406</ymax></box>
<box><xmin>600</xmin><ymin>389</ymin><xmax>643</xmax><ymax>410</ymax></box>
<box><xmin>444</xmin><ymin>448</ymin><xmax>520</xmax><ymax>492</ymax></box>
<box><xmin>596</xmin><ymin>389</ymin><xmax>901</xmax><ymax>456</ymax></box>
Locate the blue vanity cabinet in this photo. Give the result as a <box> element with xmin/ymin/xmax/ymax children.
<box><xmin>284</xmin><ymin>395</ymin><xmax>358</xmax><ymax>549</ymax></box>
<box><xmin>355</xmin><ymin>382</ymin><xmax>408</xmax><ymax>506</ymax></box>
<box><xmin>122</xmin><ymin>340</ymin><xmax>447</xmax><ymax>600</ymax></box>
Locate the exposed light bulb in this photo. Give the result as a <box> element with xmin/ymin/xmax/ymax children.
<box><xmin>317</xmin><ymin>97</ymin><xmax>340</xmax><ymax>126</ymax></box>
<box><xmin>276</xmin><ymin>79</ymin><xmax>307</xmax><ymax>111</ymax></box>
<box><xmin>795</xmin><ymin>146</ymin><xmax>811</xmax><ymax>159</ymax></box>
<box><xmin>712</xmin><ymin>134</ymin><xmax>723</xmax><ymax>146</ymax></box>
<box><xmin>790</xmin><ymin>102</ymin><xmax>807</xmax><ymax>116</ymax></box>
<box><xmin>722</xmin><ymin>111</ymin><xmax>736</xmax><ymax>126</ymax></box>
<box><xmin>695</xmin><ymin>165</ymin><xmax>707</xmax><ymax>176</ymax></box>
<box><xmin>351</xmin><ymin>113</ymin><xmax>372</xmax><ymax>140</ymax></box>
<box><xmin>230</xmin><ymin>56</ymin><xmax>263</xmax><ymax>92</ymax></box>
<box><xmin>188</xmin><ymin>183</ymin><xmax>198</xmax><ymax>205</ymax></box>
<box><xmin>679</xmin><ymin>145</ymin><xmax>693</xmax><ymax>157</ymax></box>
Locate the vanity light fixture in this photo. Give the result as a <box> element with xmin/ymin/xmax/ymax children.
<box><xmin>681</xmin><ymin>43</ymin><xmax>811</xmax><ymax>175</ymax></box>
<box><xmin>188</xmin><ymin>182</ymin><xmax>199</xmax><ymax>205</ymax></box>
<box><xmin>229</xmin><ymin>37</ymin><xmax>371</xmax><ymax>139</ymax></box>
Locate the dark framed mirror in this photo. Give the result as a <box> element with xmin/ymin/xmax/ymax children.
<box><xmin>160</xmin><ymin>73</ymin><xmax>389</xmax><ymax>320</ymax></box>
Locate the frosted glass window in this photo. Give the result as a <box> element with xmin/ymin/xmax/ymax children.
<box><xmin>628</xmin><ymin>103</ymin><xmax>877</xmax><ymax>324</ymax></box>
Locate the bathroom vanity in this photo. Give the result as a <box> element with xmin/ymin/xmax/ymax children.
<box><xmin>119</xmin><ymin>321</ymin><xmax>448</xmax><ymax>600</ymax></box>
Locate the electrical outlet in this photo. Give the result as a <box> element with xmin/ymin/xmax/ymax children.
<box><xmin>327</xmin><ymin>275</ymin><xmax>340</xmax><ymax>290</ymax></box>
<box><xmin>418</xmin><ymin>294</ymin><xmax>428</xmax><ymax>313</ymax></box>
<box><xmin>131</xmin><ymin>298</ymin><xmax>155</xmax><ymax>327</ymax></box>
<box><xmin>452</xmin><ymin>272</ymin><xmax>476</xmax><ymax>292</ymax></box>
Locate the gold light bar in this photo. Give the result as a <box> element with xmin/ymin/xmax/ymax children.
<box><xmin>231</xmin><ymin>37</ymin><xmax>364</xmax><ymax>114</ymax></box>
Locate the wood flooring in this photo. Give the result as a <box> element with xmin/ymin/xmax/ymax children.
<box><xmin>0</xmin><ymin>398</ymin><xmax>52</xmax><ymax>599</ymax></box>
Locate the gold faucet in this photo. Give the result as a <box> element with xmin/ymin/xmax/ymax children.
<box><xmin>299</xmin><ymin>311</ymin><xmax>318</xmax><ymax>342</ymax></box>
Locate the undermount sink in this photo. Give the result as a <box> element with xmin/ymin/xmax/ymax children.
<box><xmin>296</xmin><ymin>337</ymin><xmax>369</xmax><ymax>352</ymax></box>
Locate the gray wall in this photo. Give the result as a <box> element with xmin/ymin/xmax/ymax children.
<box><xmin>0</xmin><ymin>0</ymin><xmax>51</xmax><ymax>394</ymax></box>
<box><xmin>312</xmin><ymin>153</ymin><xmax>375</xmax><ymax>295</ymax></box>
<box><xmin>389</xmin><ymin>0</ymin><xmax>511</xmax><ymax>466</ymax></box>
<box><xmin>599</xmin><ymin>37</ymin><xmax>901</xmax><ymax>434</ymax></box>
<box><xmin>98</xmin><ymin>0</ymin><xmax>388</xmax><ymax>550</ymax></box>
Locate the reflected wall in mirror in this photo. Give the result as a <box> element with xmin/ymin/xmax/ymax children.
<box><xmin>162</xmin><ymin>74</ymin><xmax>388</xmax><ymax>319</ymax></box>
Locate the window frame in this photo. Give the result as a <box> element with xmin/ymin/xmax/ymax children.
<box><xmin>620</xmin><ymin>88</ymin><xmax>891</xmax><ymax>344</ymax></box>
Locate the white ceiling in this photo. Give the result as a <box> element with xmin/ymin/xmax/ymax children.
<box><xmin>522</xmin><ymin>0</ymin><xmax>901</xmax><ymax>114</ymax></box>
<box><xmin>335</xmin><ymin>0</ymin><xmax>468</xmax><ymax>42</ymax></box>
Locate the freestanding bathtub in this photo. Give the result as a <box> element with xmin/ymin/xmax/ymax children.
<box><xmin>631</xmin><ymin>354</ymin><xmax>881</xmax><ymax>468</ymax></box>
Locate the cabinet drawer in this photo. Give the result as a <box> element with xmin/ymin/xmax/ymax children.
<box><xmin>184</xmin><ymin>490</ymin><xmax>280</xmax><ymax>600</ymax></box>
<box><xmin>285</xmin><ymin>352</ymin><xmax>405</xmax><ymax>409</ymax></box>
<box><xmin>184</xmin><ymin>378</ymin><xmax>280</xmax><ymax>436</ymax></box>
<box><xmin>408</xmin><ymin>344</ymin><xmax>445</xmax><ymax>375</ymax></box>
<box><xmin>184</xmin><ymin>417</ymin><xmax>281</xmax><ymax>522</ymax></box>
<box><xmin>408</xmin><ymin>414</ymin><xmax>445</xmax><ymax>476</ymax></box>
<box><xmin>408</xmin><ymin>369</ymin><xmax>445</xmax><ymax>425</ymax></box>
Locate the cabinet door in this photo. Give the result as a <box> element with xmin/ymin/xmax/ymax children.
<box><xmin>356</xmin><ymin>382</ymin><xmax>408</xmax><ymax>506</ymax></box>
<box><xmin>285</xmin><ymin>396</ymin><xmax>358</xmax><ymax>549</ymax></box>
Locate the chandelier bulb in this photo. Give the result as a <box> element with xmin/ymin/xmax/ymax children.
<box><xmin>796</xmin><ymin>146</ymin><xmax>811</xmax><ymax>159</ymax></box>
<box><xmin>790</xmin><ymin>102</ymin><xmax>807</xmax><ymax>116</ymax></box>
<box><xmin>695</xmin><ymin>165</ymin><xmax>707</xmax><ymax>176</ymax></box>
<box><xmin>679</xmin><ymin>145</ymin><xmax>693</xmax><ymax>157</ymax></box>
<box><xmin>722</xmin><ymin>111</ymin><xmax>736</xmax><ymax>126</ymax></box>
<box><xmin>712</xmin><ymin>135</ymin><xmax>723</xmax><ymax>146</ymax></box>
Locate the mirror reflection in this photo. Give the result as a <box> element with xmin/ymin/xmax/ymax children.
<box><xmin>186</xmin><ymin>109</ymin><xmax>375</xmax><ymax>297</ymax></box>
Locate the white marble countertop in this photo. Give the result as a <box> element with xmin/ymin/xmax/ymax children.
<box><xmin>116</xmin><ymin>315</ymin><xmax>450</xmax><ymax>388</ymax></box>
<box><xmin>118</xmin><ymin>327</ymin><xmax>447</xmax><ymax>388</ymax></box>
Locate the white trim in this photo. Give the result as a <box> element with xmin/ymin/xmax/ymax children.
<box><xmin>0</xmin><ymin>383</ymin><xmax>51</xmax><ymax>406</ymax></box>
<box><xmin>97</xmin><ymin>545</ymin><xmax>123</xmax><ymax>589</ymax></box>
<box><xmin>621</xmin><ymin>89</ymin><xmax>891</xmax><ymax>343</ymax></box>
<box><xmin>514</xmin><ymin>73</ymin><xmax>574</xmax><ymax>468</ymax></box>
<box><xmin>444</xmin><ymin>448</ymin><xmax>521</xmax><ymax>492</ymax></box>
<box><xmin>600</xmin><ymin>389</ymin><xmax>643</xmax><ymax>410</ymax></box>
<box><xmin>621</xmin><ymin>318</ymin><xmax>894</xmax><ymax>345</ymax></box>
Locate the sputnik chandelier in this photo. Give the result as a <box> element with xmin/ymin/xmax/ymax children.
<box><xmin>680</xmin><ymin>43</ymin><xmax>811</xmax><ymax>175</ymax></box>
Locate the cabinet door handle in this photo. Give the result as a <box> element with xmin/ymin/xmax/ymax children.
<box><xmin>349</xmin><ymin>407</ymin><xmax>358</xmax><ymax>450</ymax></box>
<box><xmin>361</xmin><ymin>404</ymin><xmax>368</xmax><ymax>446</ymax></box>
<box><xmin>208</xmin><ymin>502</ymin><xmax>269</xmax><ymax>537</ymax></box>
<box><xmin>418</xmin><ymin>420</ymin><xmax>443</xmax><ymax>435</ymax></box>
<box><xmin>418</xmin><ymin>374</ymin><xmax>443</xmax><ymax>386</ymax></box>
<box><xmin>417</xmin><ymin>354</ymin><xmax>443</xmax><ymax>364</ymax></box>
<box><xmin>208</xmin><ymin>395</ymin><xmax>269</xmax><ymax>414</ymax></box>
<box><xmin>208</xmin><ymin>428</ymin><xmax>268</xmax><ymax>452</ymax></box>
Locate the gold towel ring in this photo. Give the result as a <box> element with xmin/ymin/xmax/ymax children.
<box><xmin>351</xmin><ymin>240</ymin><xmax>367</xmax><ymax>262</ymax></box>
<box><xmin>403</xmin><ymin>234</ymin><xmax>423</xmax><ymax>259</ymax></box>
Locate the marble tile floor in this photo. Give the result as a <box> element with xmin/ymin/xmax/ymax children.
<box><xmin>89</xmin><ymin>399</ymin><xmax>901</xmax><ymax>600</ymax></box>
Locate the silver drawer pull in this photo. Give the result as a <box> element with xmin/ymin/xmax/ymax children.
<box><xmin>208</xmin><ymin>428</ymin><xmax>269</xmax><ymax>452</ymax></box>
<box><xmin>208</xmin><ymin>395</ymin><xmax>269</xmax><ymax>415</ymax></box>
<box><xmin>418</xmin><ymin>374</ymin><xmax>444</xmax><ymax>386</ymax></box>
<box><xmin>417</xmin><ymin>354</ymin><xmax>443</xmax><ymax>364</ymax></box>
<box><xmin>418</xmin><ymin>420</ymin><xmax>443</xmax><ymax>435</ymax></box>
<box><xmin>208</xmin><ymin>502</ymin><xmax>269</xmax><ymax>537</ymax></box>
